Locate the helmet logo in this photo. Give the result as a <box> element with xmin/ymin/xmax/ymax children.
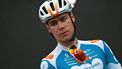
<box><xmin>48</xmin><ymin>1</ymin><xmax>59</xmax><ymax>17</ymax></box>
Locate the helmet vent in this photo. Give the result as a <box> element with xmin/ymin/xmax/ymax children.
<box><xmin>50</xmin><ymin>2</ymin><xmax>55</xmax><ymax>11</ymax></box>
<box><xmin>58</xmin><ymin>0</ymin><xmax>62</xmax><ymax>8</ymax></box>
<box><xmin>39</xmin><ymin>0</ymin><xmax>72</xmax><ymax>23</ymax></box>
<box><xmin>42</xmin><ymin>6</ymin><xmax>48</xmax><ymax>14</ymax></box>
<box><xmin>64</xmin><ymin>0</ymin><xmax>66</xmax><ymax>5</ymax></box>
<box><xmin>40</xmin><ymin>11</ymin><xmax>44</xmax><ymax>15</ymax></box>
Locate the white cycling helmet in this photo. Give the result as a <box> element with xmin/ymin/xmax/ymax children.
<box><xmin>39</xmin><ymin>0</ymin><xmax>72</xmax><ymax>23</ymax></box>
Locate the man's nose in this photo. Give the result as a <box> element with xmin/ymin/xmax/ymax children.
<box><xmin>57</xmin><ymin>21</ymin><xmax>66</xmax><ymax>31</ymax></box>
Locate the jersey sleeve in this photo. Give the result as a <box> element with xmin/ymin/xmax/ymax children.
<box><xmin>103</xmin><ymin>41</ymin><xmax>122</xmax><ymax>69</ymax></box>
<box><xmin>40</xmin><ymin>60</ymin><xmax>56</xmax><ymax>69</ymax></box>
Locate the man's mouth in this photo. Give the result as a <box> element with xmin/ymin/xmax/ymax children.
<box><xmin>59</xmin><ymin>31</ymin><xmax>69</xmax><ymax>37</ymax></box>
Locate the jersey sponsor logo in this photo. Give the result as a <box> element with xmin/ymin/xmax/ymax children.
<box><xmin>83</xmin><ymin>49</ymin><xmax>98</xmax><ymax>60</ymax></box>
<box><xmin>71</xmin><ymin>58</ymin><xmax>103</xmax><ymax>69</ymax></box>
<box><xmin>64</xmin><ymin>53</ymin><xmax>77</xmax><ymax>66</ymax></box>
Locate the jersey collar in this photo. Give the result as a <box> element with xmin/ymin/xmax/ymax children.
<box><xmin>57</xmin><ymin>40</ymin><xmax>81</xmax><ymax>51</ymax></box>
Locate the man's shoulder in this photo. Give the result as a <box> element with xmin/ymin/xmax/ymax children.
<box><xmin>78</xmin><ymin>39</ymin><xmax>105</xmax><ymax>49</ymax></box>
<box><xmin>42</xmin><ymin>49</ymin><xmax>56</xmax><ymax>61</ymax></box>
<box><xmin>42</xmin><ymin>45</ymin><xmax>61</xmax><ymax>61</ymax></box>
<box><xmin>41</xmin><ymin>45</ymin><xmax>63</xmax><ymax>68</ymax></box>
<box><xmin>78</xmin><ymin>39</ymin><xmax>104</xmax><ymax>44</ymax></box>
<box><xmin>77</xmin><ymin>39</ymin><xmax>107</xmax><ymax>53</ymax></box>
<box><xmin>41</xmin><ymin>52</ymin><xmax>56</xmax><ymax>69</ymax></box>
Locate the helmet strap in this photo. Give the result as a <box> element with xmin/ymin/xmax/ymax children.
<box><xmin>68</xmin><ymin>12</ymin><xmax>77</xmax><ymax>42</ymax></box>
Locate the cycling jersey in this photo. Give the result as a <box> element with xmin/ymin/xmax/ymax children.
<box><xmin>40</xmin><ymin>40</ymin><xmax>122</xmax><ymax>69</ymax></box>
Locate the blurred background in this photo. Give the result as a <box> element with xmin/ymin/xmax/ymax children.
<box><xmin>0</xmin><ymin>0</ymin><xmax>122</xmax><ymax>69</ymax></box>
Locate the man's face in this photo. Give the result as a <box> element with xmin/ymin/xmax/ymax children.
<box><xmin>46</xmin><ymin>13</ymin><xmax>75</xmax><ymax>42</ymax></box>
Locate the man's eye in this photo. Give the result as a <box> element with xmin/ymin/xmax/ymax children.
<box><xmin>60</xmin><ymin>16</ymin><xmax>67</xmax><ymax>21</ymax></box>
<box><xmin>49</xmin><ymin>21</ymin><xmax>57</xmax><ymax>26</ymax></box>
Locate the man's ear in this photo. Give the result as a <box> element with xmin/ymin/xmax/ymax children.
<box><xmin>70</xmin><ymin>12</ymin><xmax>75</xmax><ymax>22</ymax></box>
<box><xmin>45</xmin><ymin>24</ymin><xmax>51</xmax><ymax>33</ymax></box>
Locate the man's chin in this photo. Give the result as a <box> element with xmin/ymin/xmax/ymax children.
<box><xmin>59</xmin><ymin>37</ymin><xmax>72</xmax><ymax>43</ymax></box>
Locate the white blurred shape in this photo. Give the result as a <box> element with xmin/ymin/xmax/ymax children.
<box><xmin>67</xmin><ymin>0</ymin><xmax>77</xmax><ymax>8</ymax></box>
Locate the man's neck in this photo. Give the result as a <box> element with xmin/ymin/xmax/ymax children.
<box><xmin>59</xmin><ymin>38</ymin><xmax>78</xmax><ymax>48</ymax></box>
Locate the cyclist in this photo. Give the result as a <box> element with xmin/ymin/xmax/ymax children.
<box><xmin>39</xmin><ymin>0</ymin><xmax>122</xmax><ymax>69</ymax></box>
